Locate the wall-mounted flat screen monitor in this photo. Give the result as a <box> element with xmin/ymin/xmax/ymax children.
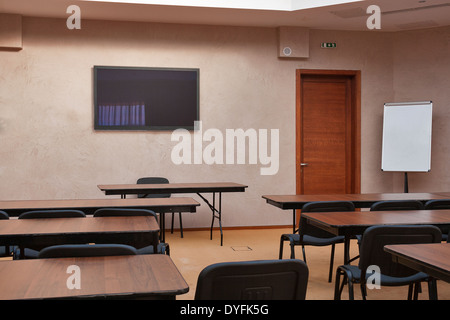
<box><xmin>94</xmin><ymin>66</ymin><xmax>199</xmax><ymax>130</ymax></box>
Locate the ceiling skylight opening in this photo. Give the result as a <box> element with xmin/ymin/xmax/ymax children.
<box><xmin>81</xmin><ymin>0</ymin><xmax>365</xmax><ymax>11</ymax></box>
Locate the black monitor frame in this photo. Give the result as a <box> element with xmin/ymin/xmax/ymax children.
<box><xmin>93</xmin><ymin>65</ymin><xmax>199</xmax><ymax>131</ymax></box>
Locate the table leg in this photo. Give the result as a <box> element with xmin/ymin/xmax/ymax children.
<box><xmin>160</xmin><ymin>212</ymin><xmax>166</xmax><ymax>242</ymax></box>
<box><xmin>197</xmin><ymin>192</ymin><xmax>223</xmax><ymax>246</ymax></box>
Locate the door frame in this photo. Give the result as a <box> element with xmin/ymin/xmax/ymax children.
<box><xmin>295</xmin><ymin>69</ymin><xmax>361</xmax><ymax>195</ymax></box>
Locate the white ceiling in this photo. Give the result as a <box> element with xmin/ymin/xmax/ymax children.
<box><xmin>1</xmin><ymin>0</ymin><xmax>449</xmax><ymax>31</ymax></box>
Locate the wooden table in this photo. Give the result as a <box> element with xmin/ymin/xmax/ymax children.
<box><xmin>98</xmin><ymin>182</ymin><xmax>248</xmax><ymax>245</ymax></box>
<box><xmin>0</xmin><ymin>197</ymin><xmax>199</xmax><ymax>242</ymax></box>
<box><xmin>263</xmin><ymin>192</ymin><xmax>450</xmax><ymax>210</ymax></box>
<box><xmin>262</xmin><ymin>193</ymin><xmax>450</xmax><ymax>233</ymax></box>
<box><xmin>384</xmin><ymin>243</ymin><xmax>450</xmax><ymax>284</ymax></box>
<box><xmin>302</xmin><ymin>209</ymin><xmax>450</xmax><ymax>264</ymax></box>
<box><xmin>0</xmin><ymin>254</ymin><xmax>188</xmax><ymax>300</ymax></box>
<box><xmin>0</xmin><ymin>216</ymin><xmax>160</xmax><ymax>258</ymax></box>
<box><xmin>0</xmin><ymin>197</ymin><xmax>199</xmax><ymax>216</ymax></box>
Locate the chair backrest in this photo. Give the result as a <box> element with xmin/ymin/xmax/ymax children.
<box><xmin>358</xmin><ymin>225</ymin><xmax>442</xmax><ymax>279</ymax></box>
<box><xmin>300</xmin><ymin>201</ymin><xmax>355</xmax><ymax>238</ymax></box>
<box><xmin>18</xmin><ymin>210</ymin><xmax>86</xmax><ymax>219</ymax></box>
<box><xmin>0</xmin><ymin>210</ymin><xmax>9</xmax><ymax>220</ymax></box>
<box><xmin>302</xmin><ymin>201</ymin><xmax>356</xmax><ymax>213</ymax></box>
<box><xmin>93</xmin><ymin>208</ymin><xmax>157</xmax><ymax>248</ymax></box>
<box><xmin>93</xmin><ymin>208</ymin><xmax>157</xmax><ymax>218</ymax></box>
<box><xmin>370</xmin><ymin>200</ymin><xmax>424</xmax><ymax>211</ymax></box>
<box><xmin>137</xmin><ymin>177</ymin><xmax>170</xmax><ymax>198</ymax></box>
<box><xmin>38</xmin><ymin>244</ymin><xmax>138</xmax><ymax>259</ymax></box>
<box><xmin>194</xmin><ymin>259</ymin><xmax>309</xmax><ymax>300</ymax></box>
<box><xmin>424</xmin><ymin>199</ymin><xmax>450</xmax><ymax>210</ymax></box>
<box><xmin>424</xmin><ymin>200</ymin><xmax>450</xmax><ymax>237</ymax></box>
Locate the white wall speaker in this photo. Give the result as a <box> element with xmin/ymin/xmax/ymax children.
<box><xmin>282</xmin><ymin>47</ymin><xmax>292</xmax><ymax>56</ymax></box>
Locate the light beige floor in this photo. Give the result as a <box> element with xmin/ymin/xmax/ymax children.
<box><xmin>166</xmin><ymin>227</ymin><xmax>450</xmax><ymax>300</ymax></box>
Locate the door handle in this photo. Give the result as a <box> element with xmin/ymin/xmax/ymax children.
<box><xmin>300</xmin><ymin>163</ymin><xmax>309</xmax><ymax>166</ymax></box>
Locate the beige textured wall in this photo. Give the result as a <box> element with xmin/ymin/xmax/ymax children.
<box><xmin>0</xmin><ymin>17</ymin><xmax>448</xmax><ymax>227</ymax></box>
<box><xmin>391</xmin><ymin>27</ymin><xmax>450</xmax><ymax>192</ymax></box>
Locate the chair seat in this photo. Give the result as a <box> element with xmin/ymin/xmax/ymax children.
<box><xmin>16</xmin><ymin>245</ymin><xmax>170</xmax><ymax>259</ymax></box>
<box><xmin>0</xmin><ymin>246</ymin><xmax>14</xmax><ymax>257</ymax></box>
<box><xmin>338</xmin><ymin>265</ymin><xmax>429</xmax><ymax>286</ymax></box>
<box><xmin>13</xmin><ymin>248</ymin><xmax>39</xmax><ymax>259</ymax></box>
<box><xmin>136</xmin><ymin>243</ymin><xmax>170</xmax><ymax>255</ymax></box>
<box><xmin>282</xmin><ymin>233</ymin><xmax>345</xmax><ymax>246</ymax></box>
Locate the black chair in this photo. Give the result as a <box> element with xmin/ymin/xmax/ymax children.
<box><xmin>38</xmin><ymin>244</ymin><xmax>138</xmax><ymax>259</ymax></box>
<box><xmin>355</xmin><ymin>200</ymin><xmax>427</xmax><ymax>246</ymax></box>
<box><xmin>18</xmin><ymin>209</ymin><xmax>86</xmax><ymax>219</ymax></box>
<box><xmin>370</xmin><ymin>200</ymin><xmax>425</xmax><ymax>211</ymax></box>
<box><xmin>0</xmin><ymin>210</ymin><xmax>14</xmax><ymax>257</ymax></box>
<box><xmin>93</xmin><ymin>208</ymin><xmax>170</xmax><ymax>255</ymax></box>
<box><xmin>334</xmin><ymin>225</ymin><xmax>442</xmax><ymax>300</ymax></box>
<box><xmin>279</xmin><ymin>201</ymin><xmax>354</xmax><ymax>283</ymax></box>
<box><xmin>14</xmin><ymin>209</ymin><xmax>86</xmax><ymax>259</ymax></box>
<box><xmin>137</xmin><ymin>177</ymin><xmax>183</xmax><ymax>238</ymax></box>
<box><xmin>424</xmin><ymin>199</ymin><xmax>450</xmax><ymax>209</ymax></box>
<box><xmin>194</xmin><ymin>259</ymin><xmax>309</xmax><ymax>300</ymax></box>
<box><xmin>424</xmin><ymin>199</ymin><xmax>450</xmax><ymax>242</ymax></box>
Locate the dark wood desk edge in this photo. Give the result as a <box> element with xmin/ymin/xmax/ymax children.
<box><xmin>0</xmin><ymin>200</ymin><xmax>200</xmax><ymax>217</ymax></box>
<box><xmin>301</xmin><ymin>211</ymin><xmax>450</xmax><ymax>237</ymax></box>
<box><xmin>301</xmin><ymin>214</ymin><xmax>345</xmax><ymax>236</ymax></box>
<box><xmin>0</xmin><ymin>216</ymin><xmax>160</xmax><ymax>249</ymax></box>
<box><xmin>263</xmin><ymin>198</ymin><xmax>286</xmax><ymax>209</ymax></box>
<box><xmin>99</xmin><ymin>185</ymin><xmax>248</xmax><ymax>196</ymax></box>
<box><xmin>28</xmin><ymin>290</ymin><xmax>189</xmax><ymax>300</ymax></box>
<box><xmin>262</xmin><ymin>195</ymin><xmax>373</xmax><ymax>209</ymax></box>
<box><xmin>384</xmin><ymin>244</ymin><xmax>450</xmax><ymax>283</ymax></box>
<box><xmin>262</xmin><ymin>193</ymin><xmax>450</xmax><ymax>208</ymax></box>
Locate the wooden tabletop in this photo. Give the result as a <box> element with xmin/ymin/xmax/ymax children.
<box><xmin>384</xmin><ymin>243</ymin><xmax>450</xmax><ymax>283</ymax></box>
<box><xmin>302</xmin><ymin>209</ymin><xmax>450</xmax><ymax>237</ymax></box>
<box><xmin>0</xmin><ymin>216</ymin><xmax>160</xmax><ymax>250</ymax></box>
<box><xmin>0</xmin><ymin>197</ymin><xmax>200</xmax><ymax>216</ymax></box>
<box><xmin>0</xmin><ymin>254</ymin><xmax>189</xmax><ymax>300</ymax></box>
<box><xmin>262</xmin><ymin>192</ymin><xmax>450</xmax><ymax>210</ymax></box>
<box><xmin>98</xmin><ymin>182</ymin><xmax>248</xmax><ymax>196</ymax></box>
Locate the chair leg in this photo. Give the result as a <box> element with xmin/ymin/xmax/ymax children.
<box><xmin>328</xmin><ymin>244</ymin><xmax>335</xmax><ymax>283</ymax></box>
<box><xmin>334</xmin><ymin>269</ymin><xmax>342</xmax><ymax>300</ymax></box>
<box><xmin>427</xmin><ymin>279</ymin><xmax>438</xmax><ymax>300</ymax></box>
<box><xmin>279</xmin><ymin>236</ymin><xmax>285</xmax><ymax>259</ymax></box>
<box><xmin>335</xmin><ymin>268</ymin><xmax>355</xmax><ymax>300</ymax></box>
<box><xmin>360</xmin><ymin>283</ymin><xmax>367</xmax><ymax>300</ymax></box>
<box><xmin>301</xmin><ymin>245</ymin><xmax>306</xmax><ymax>262</ymax></box>
<box><xmin>290</xmin><ymin>242</ymin><xmax>297</xmax><ymax>259</ymax></box>
<box><xmin>407</xmin><ymin>284</ymin><xmax>412</xmax><ymax>300</ymax></box>
<box><xmin>171</xmin><ymin>212</ymin><xmax>175</xmax><ymax>234</ymax></box>
<box><xmin>348</xmin><ymin>278</ymin><xmax>355</xmax><ymax>300</ymax></box>
<box><xmin>414</xmin><ymin>283</ymin><xmax>420</xmax><ymax>300</ymax></box>
<box><xmin>178</xmin><ymin>212</ymin><xmax>183</xmax><ymax>238</ymax></box>
<box><xmin>334</xmin><ymin>268</ymin><xmax>347</xmax><ymax>300</ymax></box>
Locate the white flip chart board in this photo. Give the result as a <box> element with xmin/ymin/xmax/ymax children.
<box><xmin>381</xmin><ymin>101</ymin><xmax>432</xmax><ymax>172</ymax></box>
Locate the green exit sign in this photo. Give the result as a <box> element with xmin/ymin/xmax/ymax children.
<box><xmin>321</xmin><ymin>42</ymin><xmax>337</xmax><ymax>48</ymax></box>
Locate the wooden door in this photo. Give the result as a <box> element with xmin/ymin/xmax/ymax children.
<box><xmin>296</xmin><ymin>70</ymin><xmax>361</xmax><ymax>195</ymax></box>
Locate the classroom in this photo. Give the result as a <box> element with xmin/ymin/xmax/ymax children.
<box><xmin>0</xmin><ymin>0</ymin><xmax>449</xmax><ymax>304</ymax></box>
